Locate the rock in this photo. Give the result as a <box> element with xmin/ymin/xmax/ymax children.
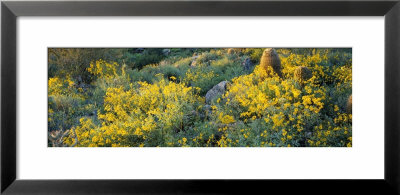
<box><xmin>162</xmin><ymin>49</ymin><xmax>171</xmax><ymax>56</ymax></box>
<box><xmin>205</xmin><ymin>81</ymin><xmax>231</xmax><ymax>104</ymax></box>
<box><xmin>135</xmin><ymin>48</ymin><xmax>144</xmax><ymax>53</ymax></box>
<box><xmin>242</xmin><ymin>57</ymin><xmax>254</xmax><ymax>71</ymax></box>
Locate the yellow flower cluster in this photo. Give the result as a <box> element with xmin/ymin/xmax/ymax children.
<box><xmin>65</xmin><ymin>77</ymin><xmax>204</xmax><ymax>147</ymax></box>
<box><xmin>218</xmin><ymin>112</ymin><xmax>236</xmax><ymax>124</ymax></box>
<box><xmin>48</xmin><ymin>76</ymin><xmax>76</xmax><ymax>95</ymax></box>
<box><xmin>87</xmin><ymin>59</ymin><xmax>119</xmax><ymax>79</ymax></box>
<box><xmin>183</xmin><ymin>69</ymin><xmax>217</xmax><ymax>84</ymax></box>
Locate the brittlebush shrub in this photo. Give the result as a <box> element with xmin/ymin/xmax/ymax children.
<box><xmin>210</xmin><ymin>62</ymin><xmax>351</xmax><ymax>147</ymax></box>
<box><xmin>216</xmin><ymin>66</ymin><xmax>324</xmax><ymax>146</ymax></box>
<box><xmin>87</xmin><ymin>59</ymin><xmax>119</xmax><ymax>79</ymax></box>
<box><xmin>48</xmin><ymin>76</ymin><xmax>94</xmax><ymax>132</ymax></box>
<box><xmin>64</xmin><ymin>76</ymin><xmax>205</xmax><ymax>147</ymax></box>
<box><xmin>48</xmin><ymin>48</ymin><xmax>127</xmax><ymax>83</ymax></box>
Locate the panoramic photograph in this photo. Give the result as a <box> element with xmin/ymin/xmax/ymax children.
<box><xmin>48</xmin><ymin>48</ymin><xmax>352</xmax><ymax>147</ymax></box>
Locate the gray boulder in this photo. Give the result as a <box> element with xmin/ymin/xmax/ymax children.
<box><xmin>162</xmin><ymin>49</ymin><xmax>171</xmax><ymax>56</ymax></box>
<box><xmin>135</xmin><ymin>48</ymin><xmax>144</xmax><ymax>53</ymax></box>
<box><xmin>205</xmin><ymin>81</ymin><xmax>231</xmax><ymax>104</ymax></box>
<box><xmin>242</xmin><ymin>57</ymin><xmax>254</xmax><ymax>71</ymax></box>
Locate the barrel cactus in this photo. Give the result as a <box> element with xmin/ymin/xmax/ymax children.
<box><xmin>227</xmin><ymin>48</ymin><xmax>235</xmax><ymax>55</ymax></box>
<box><xmin>260</xmin><ymin>48</ymin><xmax>282</xmax><ymax>77</ymax></box>
<box><xmin>346</xmin><ymin>94</ymin><xmax>352</xmax><ymax>114</ymax></box>
<box><xmin>294</xmin><ymin>66</ymin><xmax>312</xmax><ymax>82</ymax></box>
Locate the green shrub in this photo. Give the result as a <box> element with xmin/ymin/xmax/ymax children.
<box><xmin>129</xmin><ymin>49</ymin><xmax>165</xmax><ymax>69</ymax></box>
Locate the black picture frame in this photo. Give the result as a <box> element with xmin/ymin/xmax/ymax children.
<box><xmin>1</xmin><ymin>0</ymin><xmax>399</xmax><ymax>194</ymax></box>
